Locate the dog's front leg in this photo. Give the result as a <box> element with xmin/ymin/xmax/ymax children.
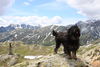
<box><xmin>54</xmin><ymin>42</ymin><xmax>61</xmax><ymax>54</ymax></box>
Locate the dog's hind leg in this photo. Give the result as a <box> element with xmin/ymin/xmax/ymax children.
<box><xmin>63</xmin><ymin>47</ymin><xmax>72</xmax><ymax>59</ymax></box>
<box><xmin>72</xmin><ymin>50</ymin><xmax>77</xmax><ymax>60</ymax></box>
<box><xmin>54</xmin><ymin>42</ymin><xmax>61</xmax><ymax>54</ymax></box>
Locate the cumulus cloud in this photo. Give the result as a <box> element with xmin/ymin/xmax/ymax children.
<box><xmin>57</xmin><ymin>0</ymin><xmax>100</xmax><ymax>19</ymax></box>
<box><xmin>0</xmin><ymin>16</ymin><xmax>63</xmax><ymax>26</ymax></box>
<box><xmin>0</xmin><ymin>0</ymin><xmax>15</xmax><ymax>15</ymax></box>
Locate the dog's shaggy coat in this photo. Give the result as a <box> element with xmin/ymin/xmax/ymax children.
<box><xmin>52</xmin><ymin>25</ymin><xmax>80</xmax><ymax>59</ymax></box>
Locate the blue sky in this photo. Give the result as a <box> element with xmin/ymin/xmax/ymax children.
<box><xmin>0</xmin><ymin>0</ymin><xmax>99</xmax><ymax>26</ymax></box>
<box><xmin>9</xmin><ymin>0</ymin><xmax>79</xmax><ymax>17</ymax></box>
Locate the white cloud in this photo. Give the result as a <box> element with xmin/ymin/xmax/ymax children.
<box><xmin>0</xmin><ymin>16</ymin><xmax>64</xmax><ymax>26</ymax></box>
<box><xmin>0</xmin><ymin>16</ymin><xmax>84</xmax><ymax>26</ymax></box>
<box><xmin>0</xmin><ymin>0</ymin><xmax>15</xmax><ymax>15</ymax></box>
<box><xmin>57</xmin><ymin>0</ymin><xmax>100</xmax><ymax>19</ymax></box>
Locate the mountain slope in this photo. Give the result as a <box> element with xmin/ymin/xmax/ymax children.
<box><xmin>77</xmin><ymin>20</ymin><xmax>100</xmax><ymax>45</ymax></box>
<box><xmin>0</xmin><ymin>25</ymin><xmax>66</xmax><ymax>45</ymax></box>
<box><xmin>0</xmin><ymin>20</ymin><xmax>100</xmax><ymax>45</ymax></box>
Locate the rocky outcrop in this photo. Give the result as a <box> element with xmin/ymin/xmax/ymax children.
<box><xmin>0</xmin><ymin>54</ymin><xmax>20</xmax><ymax>67</ymax></box>
<box><xmin>78</xmin><ymin>43</ymin><xmax>100</xmax><ymax>67</ymax></box>
<box><xmin>12</xmin><ymin>54</ymin><xmax>88</xmax><ymax>67</ymax></box>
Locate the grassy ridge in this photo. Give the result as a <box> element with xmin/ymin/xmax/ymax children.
<box><xmin>0</xmin><ymin>41</ymin><xmax>63</xmax><ymax>56</ymax></box>
<box><xmin>0</xmin><ymin>40</ymin><xmax>99</xmax><ymax>67</ymax></box>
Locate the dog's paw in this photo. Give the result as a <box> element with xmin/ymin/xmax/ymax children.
<box><xmin>54</xmin><ymin>52</ymin><xmax>57</xmax><ymax>54</ymax></box>
<box><xmin>67</xmin><ymin>55</ymin><xmax>72</xmax><ymax>59</ymax></box>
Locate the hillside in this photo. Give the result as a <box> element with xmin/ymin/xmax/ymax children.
<box><xmin>0</xmin><ymin>20</ymin><xmax>100</xmax><ymax>45</ymax></box>
<box><xmin>0</xmin><ymin>40</ymin><xmax>100</xmax><ymax>67</ymax></box>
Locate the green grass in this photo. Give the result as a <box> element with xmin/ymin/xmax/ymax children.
<box><xmin>0</xmin><ymin>41</ymin><xmax>55</xmax><ymax>56</ymax></box>
<box><xmin>0</xmin><ymin>41</ymin><xmax>55</xmax><ymax>67</ymax></box>
<box><xmin>78</xmin><ymin>44</ymin><xmax>97</xmax><ymax>55</ymax></box>
<box><xmin>0</xmin><ymin>41</ymin><xmax>99</xmax><ymax>56</ymax></box>
<box><xmin>91</xmin><ymin>39</ymin><xmax>100</xmax><ymax>45</ymax></box>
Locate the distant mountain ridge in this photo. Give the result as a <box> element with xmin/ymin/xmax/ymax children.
<box><xmin>77</xmin><ymin>20</ymin><xmax>100</xmax><ymax>45</ymax></box>
<box><xmin>0</xmin><ymin>20</ymin><xmax>100</xmax><ymax>45</ymax></box>
<box><xmin>0</xmin><ymin>24</ymin><xmax>41</xmax><ymax>33</ymax></box>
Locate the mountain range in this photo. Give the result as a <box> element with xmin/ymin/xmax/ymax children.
<box><xmin>0</xmin><ymin>20</ymin><xmax>100</xmax><ymax>45</ymax></box>
<box><xmin>0</xmin><ymin>24</ymin><xmax>41</xmax><ymax>33</ymax></box>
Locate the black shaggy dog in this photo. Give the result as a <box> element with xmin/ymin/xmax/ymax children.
<box><xmin>52</xmin><ymin>25</ymin><xmax>80</xmax><ymax>60</ymax></box>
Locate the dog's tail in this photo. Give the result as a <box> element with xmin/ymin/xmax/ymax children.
<box><xmin>52</xmin><ymin>30</ymin><xmax>58</xmax><ymax>36</ymax></box>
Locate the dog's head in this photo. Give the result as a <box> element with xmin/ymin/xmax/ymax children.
<box><xmin>67</xmin><ymin>25</ymin><xmax>80</xmax><ymax>40</ymax></box>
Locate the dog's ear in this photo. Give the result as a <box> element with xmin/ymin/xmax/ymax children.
<box><xmin>52</xmin><ymin>30</ymin><xmax>58</xmax><ymax>36</ymax></box>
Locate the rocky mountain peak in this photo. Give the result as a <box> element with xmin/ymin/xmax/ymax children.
<box><xmin>0</xmin><ymin>24</ymin><xmax>41</xmax><ymax>33</ymax></box>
